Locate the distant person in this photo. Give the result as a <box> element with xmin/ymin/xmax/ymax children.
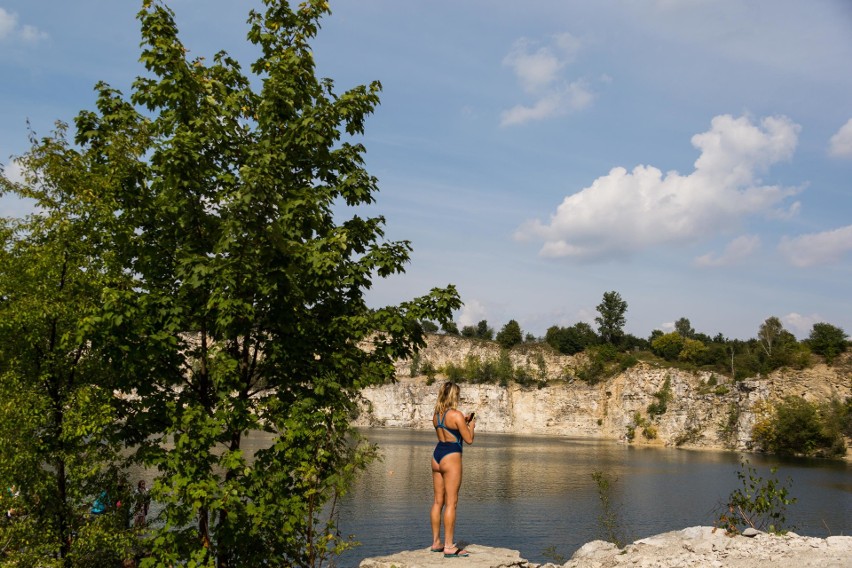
<box><xmin>133</xmin><ymin>480</ymin><xmax>150</xmax><ymax>528</ymax></box>
<box><xmin>429</xmin><ymin>381</ymin><xmax>476</xmax><ymax>558</ymax></box>
<box><xmin>90</xmin><ymin>490</ymin><xmax>109</xmax><ymax>516</ymax></box>
<box><xmin>6</xmin><ymin>485</ymin><xmax>20</xmax><ymax>518</ymax></box>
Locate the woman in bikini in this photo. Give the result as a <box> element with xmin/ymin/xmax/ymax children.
<box><xmin>430</xmin><ymin>381</ymin><xmax>476</xmax><ymax>558</ymax></box>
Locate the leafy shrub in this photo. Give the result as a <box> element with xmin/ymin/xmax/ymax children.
<box><xmin>807</xmin><ymin>322</ymin><xmax>848</xmax><ymax>364</ymax></box>
<box><xmin>409</xmin><ymin>353</ymin><xmax>421</xmax><ymax>377</ymax></box>
<box><xmin>651</xmin><ymin>332</ymin><xmax>684</xmax><ymax>361</ymax></box>
<box><xmin>421</xmin><ymin>359</ymin><xmax>437</xmax><ymax>383</ymax></box>
<box><xmin>576</xmin><ymin>344</ymin><xmax>621</xmax><ymax>385</ymax></box>
<box><xmin>715</xmin><ymin>458</ymin><xmax>796</xmax><ymax>535</ymax></box>
<box><xmin>647</xmin><ymin>376</ymin><xmax>672</xmax><ymax>417</ymax></box>
<box><xmin>591</xmin><ymin>471</ymin><xmax>628</xmax><ymax>548</ymax></box>
<box><xmin>678</xmin><ymin>338</ymin><xmax>708</xmax><ymax>364</ymax></box>
<box><xmin>751</xmin><ymin>396</ymin><xmax>846</xmax><ymax>458</ymax></box>
<box><xmin>618</xmin><ymin>353</ymin><xmax>639</xmax><ymax>371</ymax></box>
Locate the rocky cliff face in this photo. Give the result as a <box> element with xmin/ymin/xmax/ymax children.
<box><xmin>354</xmin><ymin>335</ymin><xmax>851</xmax><ymax>452</ymax></box>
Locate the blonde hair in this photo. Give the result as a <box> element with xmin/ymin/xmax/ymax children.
<box><xmin>434</xmin><ymin>382</ymin><xmax>460</xmax><ymax>417</ymax></box>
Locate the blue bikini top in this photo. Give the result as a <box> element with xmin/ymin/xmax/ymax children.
<box><xmin>435</xmin><ymin>411</ymin><xmax>462</xmax><ymax>446</ymax></box>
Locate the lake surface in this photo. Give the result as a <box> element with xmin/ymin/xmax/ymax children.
<box><xmin>335</xmin><ymin>428</ymin><xmax>851</xmax><ymax>567</ymax></box>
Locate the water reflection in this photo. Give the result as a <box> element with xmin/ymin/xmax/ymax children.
<box><xmin>337</xmin><ymin>428</ymin><xmax>851</xmax><ymax>567</ymax></box>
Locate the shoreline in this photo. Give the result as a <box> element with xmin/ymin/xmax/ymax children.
<box><xmin>359</xmin><ymin>526</ymin><xmax>852</xmax><ymax>567</ymax></box>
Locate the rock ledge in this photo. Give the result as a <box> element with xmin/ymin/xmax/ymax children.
<box><xmin>359</xmin><ymin>527</ymin><xmax>852</xmax><ymax>568</ymax></box>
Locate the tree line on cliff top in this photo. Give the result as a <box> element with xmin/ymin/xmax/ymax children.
<box><xmin>0</xmin><ymin>1</ymin><xmax>461</xmax><ymax>566</ymax></box>
<box><xmin>423</xmin><ymin>289</ymin><xmax>849</xmax><ymax>381</ymax></box>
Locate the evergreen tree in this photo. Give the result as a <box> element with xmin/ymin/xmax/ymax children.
<box><xmin>496</xmin><ymin>319</ymin><xmax>523</xmax><ymax>349</ymax></box>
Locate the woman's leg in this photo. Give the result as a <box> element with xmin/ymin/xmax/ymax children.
<box><xmin>430</xmin><ymin>458</ymin><xmax>444</xmax><ymax>549</ymax></box>
<box><xmin>439</xmin><ymin>453</ymin><xmax>463</xmax><ymax>551</ymax></box>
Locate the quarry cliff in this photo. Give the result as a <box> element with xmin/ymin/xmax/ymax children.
<box><xmin>354</xmin><ymin>334</ymin><xmax>851</xmax><ymax>452</ymax></box>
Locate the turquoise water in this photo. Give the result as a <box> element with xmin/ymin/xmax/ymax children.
<box><xmin>336</xmin><ymin>428</ymin><xmax>852</xmax><ymax>566</ymax></box>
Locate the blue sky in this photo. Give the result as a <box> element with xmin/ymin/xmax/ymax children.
<box><xmin>2</xmin><ymin>1</ymin><xmax>851</xmax><ymax>340</ymax></box>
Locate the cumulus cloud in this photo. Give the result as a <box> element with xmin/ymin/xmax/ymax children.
<box><xmin>694</xmin><ymin>234</ymin><xmax>761</xmax><ymax>267</ymax></box>
<box><xmin>828</xmin><ymin>118</ymin><xmax>852</xmax><ymax>159</ymax></box>
<box><xmin>500</xmin><ymin>32</ymin><xmax>593</xmax><ymax>126</ymax></box>
<box><xmin>0</xmin><ymin>8</ymin><xmax>47</xmax><ymax>43</ymax></box>
<box><xmin>515</xmin><ymin>114</ymin><xmax>802</xmax><ymax>261</ymax></box>
<box><xmin>778</xmin><ymin>225</ymin><xmax>852</xmax><ymax>267</ymax></box>
<box><xmin>782</xmin><ymin>312</ymin><xmax>821</xmax><ymax>338</ymax></box>
<box><xmin>457</xmin><ymin>298</ymin><xmax>488</xmax><ymax>329</ymax></box>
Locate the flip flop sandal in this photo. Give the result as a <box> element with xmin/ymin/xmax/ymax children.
<box><xmin>430</xmin><ymin>547</ymin><xmax>443</xmax><ymax>553</ymax></box>
<box><xmin>444</xmin><ymin>548</ymin><xmax>469</xmax><ymax>557</ymax></box>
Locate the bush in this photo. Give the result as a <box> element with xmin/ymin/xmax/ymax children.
<box><xmin>715</xmin><ymin>458</ymin><xmax>796</xmax><ymax>535</ymax></box>
<box><xmin>807</xmin><ymin>323</ymin><xmax>848</xmax><ymax>363</ymax></box>
<box><xmin>591</xmin><ymin>471</ymin><xmax>628</xmax><ymax>548</ymax></box>
<box><xmin>545</xmin><ymin>322</ymin><xmax>598</xmax><ymax>355</ymax></box>
<box><xmin>647</xmin><ymin>376</ymin><xmax>672</xmax><ymax>417</ymax></box>
<box><xmin>678</xmin><ymin>338</ymin><xmax>708</xmax><ymax>364</ymax></box>
<box><xmin>751</xmin><ymin>396</ymin><xmax>846</xmax><ymax>458</ymax></box>
<box><xmin>409</xmin><ymin>353</ymin><xmax>421</xmax><ymax>377</ymax></box>
<box><xmin>496</xmin><ymin>320</ymin><xmax>523</xmax><ymax>349</ymax></box>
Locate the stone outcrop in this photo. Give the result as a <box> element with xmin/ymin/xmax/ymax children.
<box><xmin>360</xmin><ymin>544</ymin><xmax>528</xmax><ymax>568</ymax></box>
<box><xmin>359</xmin><ymin>528</ymin><xmax>852</xmax><ymax>568</ymax></box>
<box><xmin>354</xmin><ymin>335</ymin><xmax>851</xmax><ymax>452</ymax></box>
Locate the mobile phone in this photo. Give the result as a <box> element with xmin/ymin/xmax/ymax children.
<box><xmin>466</xmin><ymin>412</ymin><xmax>475</xmax><ymax>423</ymax></box>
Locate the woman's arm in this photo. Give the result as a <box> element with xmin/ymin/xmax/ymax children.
<box><xmin>450</xmin><ymin>409</ymin><xmax>475</xmax><ymax>444</ymax></box>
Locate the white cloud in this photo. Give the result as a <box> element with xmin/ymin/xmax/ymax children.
<box><xmin>0</xmin><ymin>159</ymin><xmax>39</xmax><ymax>217</ymax></box>
<box><xmin>500</xmin><ymin>80</ymin><xmax>593</xmax><ymax>126</ymax></box>
<box><xmin>778</xmin><ymin>225</ymin><xmax>852</xmax><ymax>267</ymax></box>
<box><xmin>828</xmin><ymin>118</ymin><xmax>852</xmax><ymax>159</ymax></box>
<box><xmin>0</xmin><ymin>8</ymin><xmax>47</xmax><ymax>43</ymax></box>
<box><xmin>457</xmin><ymin>298</ymin><xmax>488</xmax><ymax>328</ymax></box>
<box><xmin>0</xmin><ymin>8</ymin><xmax>15</xmax><ymax>38</ymax></box>
<box><xmin>694</xmin><ymin>234</ymin><xmax>761</xmax><ymax>267</ymax></box>
<box><xmin>515</xmin><ymin>114</ymin><xmax>801</xmax><ymax>261</ymax></box>
<box><xmin>782</xmin><ymin>312</ymin><xmax>821</xmax><ymax>338</ymax></box>
<box><xmin>500</xmin><ymin>32</ymin><xmax>591</xmax><ymax>126</ymax></box>
<box><xmin>3</xmin><ymin>157</ymin><xmax>25</xmax><ymax>184</ymax></box>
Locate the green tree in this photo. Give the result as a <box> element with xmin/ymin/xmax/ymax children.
<box><xmin>758</xmin><ymin>316</ymin><xmax>784</xmax><ymax>357</ymax></box>
<box><xmin>496</xmin><ymin>319</ymin><xmax>523</xmax><ymax>349</ymax></box>
<box><xmin>752</xmin><ymin>396</ymin><xmax>845</xmax><ymax>458</ymax></box>
<box><xmin>0</xmin><ymin>131</ymin><xmax>137</xmax><ymax>565</ymax></box>
<box><xmin>441</xmin><ymin>320</ymin><xmax>460</xmax><ymax>335</ymax></box>
<box><xmin>595</xmin><ymin>291</ymin><xmax>627</xmax><ymax>345</ymax></box>
<box><xmin>460</xmin><ymin>325</ymin><xmax>476</xmax><ymax>338</ymax></box>
<box><xmin>678</xmin><ymin>338</ymin><xmax>708</xmax><ymax>364</ymax></box>
<box><xmin>807</xmin><ymin>322</ymin><xmax>848</xmax><ymax>364</ymax></box>
<box><xmin>420</xmin><ymin>320</ymin><xmax>439</xmax><ymax>333</ymax></box>
<box><xmin>475</xmin><ymin>319</ymin><xmax>494</xmax><ymax>340</ymax></box>
<box><xmin>545</xmin><ymin>322</ymin><xmax>598</xmax><ymax>355</ymax></box>
<box><xmin>674</xmin><ymin>317</ymin><xmax>695</xmax><ymax>338</ymax></box>
<box><xmin>5</xmin><ymin>1</ymin><xmax>461</xmax><ymax>566</ymax></box>
<box><xmin>651</xmin><ymin>332</ymin><xmax>685</xmax><ymax>361</ymax></box>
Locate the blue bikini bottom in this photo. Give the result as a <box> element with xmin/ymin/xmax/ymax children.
<box><xmin>433</xmin><ymin>441</ymin><xmax>462</xmax><ymax>463</ymax></box>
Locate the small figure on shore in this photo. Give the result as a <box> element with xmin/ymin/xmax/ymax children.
<box><xmin>6</xmin><ymin>485</ymin><xmax>20</xmax><ymax>518</ymax></box>
<box><xmin>133</xmin><ymin>480</ymin><xmax>150</xmax><ymax>528</ymax></box>
<box><xmin>429</xmin><ymin>381</ymin><xmax>476</xmax><ymax>558</ymax></box>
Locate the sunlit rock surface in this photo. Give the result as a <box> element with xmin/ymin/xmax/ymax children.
<box><xmin>359</xmin><ymin>528</ymin><xmax>852</xmax><ymax>568</ymax></box>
